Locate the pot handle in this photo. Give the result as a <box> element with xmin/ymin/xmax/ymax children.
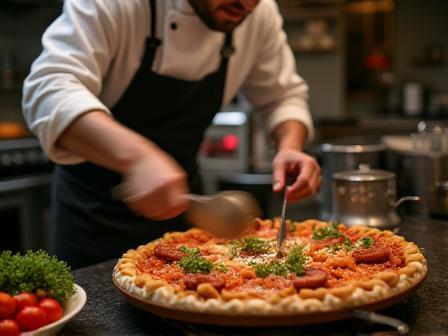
<box><xmin>394</xmin><ymin>196</ymin><xmax>420</xmax><ymax>208</ymax></box>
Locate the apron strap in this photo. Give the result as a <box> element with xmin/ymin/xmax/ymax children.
<box><xmin>221</xmin><ymin>32</ymin><xmax>235</xmax><ymax>59</ymax></box>
<box><xmin>142</xmin><ymin>0</ymin><xmax>162</xmax><ymax>69</ymax></box>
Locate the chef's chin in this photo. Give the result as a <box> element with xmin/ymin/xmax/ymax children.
<box><xmin>198</xmin><ymin>13</ymin><xmax>246</xmax><ymax>32</ymax></box>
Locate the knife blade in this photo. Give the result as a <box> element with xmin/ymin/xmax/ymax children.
<box><xmin>276</xmin><ymin>187</ymin><xmax>288</xmax><ymax>256</ymax></box>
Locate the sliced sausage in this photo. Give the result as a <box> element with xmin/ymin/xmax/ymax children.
<box><xmin>293</xmin><ymin>269</ymin><xmax>328</xmax><ymax>290</ymax></box>
<box><xmin>352</xmin><ymin>247</ymin><xmax>390</xmax><ymax>264</ymax></box>
<box><xmin>154</xmin><ymin>244</ymin><xmax>185</xmax><ymax>262</ymax></box>
<box><xmin>184</xmin><ymin>274</ymin><xmax>226</xmax><ymax>291</ymax></box>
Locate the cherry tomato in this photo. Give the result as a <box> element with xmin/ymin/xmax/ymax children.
<box><xmin>0</xmin><ymin>292</ymin><xmax>17</xmax><ymax>320</ymax></box>
<box><xmin>38</xmin><ymin>298</ymin><xmax>63</xmax><ymax>323</ymax></box>
<box><xmin>0</xmin><ymin>319</ymin><xmax>20</xmax><ymax>336</ymax></box>
<box><xmin>15</xmin><ymin>306</ymin><xmax>47</xmax><ymax>331</ymax></box>
<box><xmin>13</xmin><ymin>292</ymin><xmax>38</xmax><ymax>311</ymax></box>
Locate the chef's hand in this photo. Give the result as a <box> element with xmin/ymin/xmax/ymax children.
<box><xmin>119</xmin><ymin>149</ymin><xmax>189</xmax><ymax>220</ymax></box>
<box><xmin>272</xmin><ymin>148</ymin><xmax>321</xmax><ymax>201</ymax></box>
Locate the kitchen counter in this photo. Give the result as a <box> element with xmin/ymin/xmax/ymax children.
<box><xmin>62</xmin><ymin>216</ymin><xmax>448</xmax><ymax>336</ymax></box>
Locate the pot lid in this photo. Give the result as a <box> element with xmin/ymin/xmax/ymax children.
<box><xmin>333</xmin><ymin>164</ymin><xmax>395</xmax><ymax>181</ymax></box>
<box><xmin>320</xmin><ymin>136</ymin><xmax>386</xmax><ymax>153</ymax></box>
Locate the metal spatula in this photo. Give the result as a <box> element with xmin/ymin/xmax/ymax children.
<box><xmin>185</xmin><ymin>190</ymin><xmax>262</xmax><ymax>238</ymax></box>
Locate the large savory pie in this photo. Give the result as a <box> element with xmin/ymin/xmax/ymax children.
<box><xmin>113</xmin><ymin>218</ymin><xmax>427</xmax><ymax>315</ymax></box>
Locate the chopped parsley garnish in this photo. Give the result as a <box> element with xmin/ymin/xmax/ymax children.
<box><xmin>214</xmin><ymin>263</ymin><xmax>228</xmax><ymax>273</ymax></box>
<box><xmin>179</xmin><ymin>245</ymin><xmax>200</xmax><ymax>255</ymax></box>
<box><xmin>356</xmin><ymin>237</ymin><xmax>374</xmax><ymax>249</ymax></box>
<box><xmin>254</xmin><ymin>260</ymin><xmax>288</xmax><ymax>278</ymax></box>
<box><xmin>284</xmin><ymin>245</ymin><xmax>306</xmax><ymax>275</ymax></box>
<box><xmin>252</xmin><ymin>244</ymin><xmax>307</xmax><ymax>278</ymax></box>
<box><xmin>228</xmin><ymin>237</ymin><xmax>269</xmax><ymax>258</ymax></box>
<box><xmin>312</xmin><ymin>222</ymin><xmax>342</xmax><ymax>240</ymax></box>
<box><xmin>241</xmin><ymin>237</ymin><xmax>269</xmax><ymax>254</ymax></box>
<box><xmin>0</xmin><ymin>250</ymin><xmax>75</xmax><ymax>304</ymax></box>
<box><xmin>178</xmin><ymin>246</ymin><xmax>213</xmax><ymax>274</ymax></box>
<box><xmin>343</xmin><ymin>237</ymin><xmax>354</xmax><ymax>250</ymax></box>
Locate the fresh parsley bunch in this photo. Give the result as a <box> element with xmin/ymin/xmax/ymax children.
<box><xmin>0</xmin><ymin>250</ymin><xmax>75</xmax><ymax>305</ymax></box>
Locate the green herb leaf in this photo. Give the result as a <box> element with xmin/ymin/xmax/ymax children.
<box><xmin>285</xmin><ymin>245</ymin><xmax>306</xmax><ymax>275</ymax></box>
<box><xmin>312</xmin><ymin>222</ymin><xmax>342</xmax><ymax>240</ymax></box>
<box><xmin>355</xmin><ymin>237</ymin><xmax>374</xmax><ymax>249</ymax></box>
<box><xmin>179</xmin><ymin>245</ymin><xmax>200</xmax><ymax>256</ymax></box>
<box><xmin>178</xmin><ymin>246</ymin><xmax>213</xmax><ymax>274</ymax></box>
<box><xmin>343</xmin><ymin>237</ymin><xmax>354</xmax><ymax>250</ymax></box>
<box><xmin>254</xmin><ymin>260</ymin><xmax>288</xmax><ymax>278</ymax></box>
<box><xmin>0</xmin><ymin>250</ymin><xmax>75</xmax><ymax>305</ymax></box>
<box><xmin>213</xmin><ymin>263</ymin><xmax>228</xmax><ymax>273</ymax></box>
<box><xmin>241</xmin><ymin>238</ymin><xmax>269</xmax><ymax>254</ymax></box>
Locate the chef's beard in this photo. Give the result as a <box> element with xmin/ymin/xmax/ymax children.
<box><xmin>188</xmin><ymin>0</ymin><xmax>259</xmax><ymax>32</ymax></box>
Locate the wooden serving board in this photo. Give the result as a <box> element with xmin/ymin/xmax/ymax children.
<box><xmin>112</xmin><ymin>272</ymin><xmax>426</xmax><ymax>327</ymax></box>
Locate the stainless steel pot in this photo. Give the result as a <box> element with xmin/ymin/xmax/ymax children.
<box><xmin>430</xmin><ymin>180</ymin><xmax>448</xmax><ymax>218</ymax></box>
<box><xmin>386</xmin><ymin>142</ymin><xmax>448</xmax><ymax>217</ymax></box>
<box><xmin>319</xmin><ymin>137</ymin><xmax>387</xmax><ymax>220</ymax></box>
<box><xmin>332</xmin><ymin>164</ymin><xmax>419</xmax><ymax>229</ymax></box>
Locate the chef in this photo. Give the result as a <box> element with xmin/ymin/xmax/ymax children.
<box><xmin>22</xmin><ymin>0</ymin><xmax>321</xmax><ymax>269</ymax></box>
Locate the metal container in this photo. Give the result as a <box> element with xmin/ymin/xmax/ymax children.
<box><xmin>319</xmin><ymin>136</ymin><xmax>387</xmax><ymax>220</ymax></box>
<box><xmin>430</xmin><ymin>180</ymin><xmax>448</xmax><ymax>218</ymax></box>
<box><xmin>387</xmin><ymin>147</ymin><xmax>448</xmax><ymax>217</ymax></box>
<box><xmin>332</xmin><ymin>164</ymin><xmax>419</xmax><ymax>229</ymax></box>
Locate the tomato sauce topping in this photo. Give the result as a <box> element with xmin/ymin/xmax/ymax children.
<box><xmin>136</xmin><ymin>222</ymin><xmax>407</xmax><ymax>293</ymax></box>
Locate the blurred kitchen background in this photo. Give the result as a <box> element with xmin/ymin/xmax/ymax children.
<box><xmin>0</xmin><ymin>0</ymin><xmax>447</xmax><ymax>253</ymax></box>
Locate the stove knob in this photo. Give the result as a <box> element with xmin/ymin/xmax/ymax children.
<box><xmin>12</xmin><ymin>152</ymin><xmax>24</xmax><ymax>165</ymax></box>
<box><xmin>1</xmin><ymin>154</ymin><xmax>12</xmax><ymax>166</ymax></box>
<box><xmin>26</xmin><ymin>151</ymin><xmax>40</xmax><ymax>164</ymax></box>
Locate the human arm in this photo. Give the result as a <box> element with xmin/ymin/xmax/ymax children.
<box><xmin>57</xmin><ymin>111</ymin><xmax>188</xmax><ymax>219</ymax></box>
<box><xmin>22</xmin><ymin>0</ymin><xmax>188</xmax><ymax>219</ymax></box>
<box><xmin>241</xmin><ymin>0</ymin><xmax>320</xmax><ymax>200</ymax></box>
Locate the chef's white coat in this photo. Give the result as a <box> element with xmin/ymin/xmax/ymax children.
<box><xmin>22</xmin><ymin>0</ymin><xmax>313</xmax><ymax>164</ymax></box>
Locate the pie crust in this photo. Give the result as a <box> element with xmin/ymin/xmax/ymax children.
<box><xmin>113</xmin><ymin>219</ymin><xmax>427</xmax><ymax>315</ymax></box>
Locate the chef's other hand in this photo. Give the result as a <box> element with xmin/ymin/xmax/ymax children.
<box><xmin>119</xmin><ymin>149</ymin><xmax>189</xmax><ymax>220</ymax></box>
<box><xmin>272</xmin><ymin>149</ymin><xmax>321</xmax><ymax>201</ymax></box>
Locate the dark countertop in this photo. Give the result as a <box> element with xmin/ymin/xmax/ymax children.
<box><xmin>61</xmin><ymin>216</ymin><xmax>448</xmax><ymax>336</ymax></box>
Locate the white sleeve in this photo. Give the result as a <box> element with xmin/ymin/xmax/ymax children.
<box><xmin>241</xmin><ymin>0</ymin><xmax>314</xmax><ymax>143</ymax></box>
<box><xmin>22</xmin><ymin>0</ymin><xmax>118</xmax><ymax>164</ymax></box>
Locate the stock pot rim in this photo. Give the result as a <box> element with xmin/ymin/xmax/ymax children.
<box><xmin>333</xmin><ymin>169</ymin><xmax>395</xmax><ymax>182</ymax></box>
<box><xmin>320</xmin><ymin>143</ymin><xmax>386</xmax><ymax>153</ymax></box>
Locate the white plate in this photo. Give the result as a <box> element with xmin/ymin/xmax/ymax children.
<box><xmin>22</xmin><ymin>284</ymin><xmax>87</xmax><ymax>336</ymax></box>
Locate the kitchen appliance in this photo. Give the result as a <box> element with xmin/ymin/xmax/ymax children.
<box><xmin>0</xmin><ymin>136</ymin><xmax>53</xmax><ymax>251</ymax></box>
<box><xmin>0</xmin><ymin>137</ymin><xmax>51</xmax><ymax>177</ymax></box>
<box><xmin>332</xmin><ymin>164</ymin><xmax>419</xmax><ymax>229</ymax></box>
<box><xmin>384</xmin><ymin>122</ymin><xmax>448</xmax><ymax>217</ymax></box>
<box><xmin>318</xmin><ymin>136</ymin><xmax>387</xmax><ymax>220</ymax></box>
<box><xmin>199</xmin><ymin>110</ymin><xmax>250</xmax><ymax>194</ymax></box>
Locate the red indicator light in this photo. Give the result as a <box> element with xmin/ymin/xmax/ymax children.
<box><xmin>222</xmin><ymin>134</ymin><xmax>238</xmax><ymax>152</ymax></box>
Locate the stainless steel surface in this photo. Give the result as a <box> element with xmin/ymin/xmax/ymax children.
<box><xmin>319</xmin><ymin>136</ymin><xmax>387</xmax><ymax>220</ymax></box>
<box><xmin>387</xmin><ymin>146</ymin><xmax>448</xmax><ymax>216</ymax></box>
<box><xmin>186</xmin><ymin>190</ymin><xmax>262</xmax><ymax>238</ymax></box>
<box><xmin>332</xmin><ymin>165</ymin><xmax>419</xmax><ymax>229</ymax></box>
<box><xmin>352</xmin><ymin>309</ymin><xmax>409</xmax><ymax>335</ymax></box>
<box><xmin>276</xmin><ymin>188</ymin><xmax>288</xmax><ymax>256</ymax></box>
<box><xmin>430</xmin><ymin>180</ymin><xmax>448</xmax><ymax>217</ymax></box>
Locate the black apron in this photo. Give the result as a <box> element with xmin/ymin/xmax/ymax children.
<box><xmin>52</xmin><ymin>0</ymin><xmax>234</xmax><ymax>269</ymax></box>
